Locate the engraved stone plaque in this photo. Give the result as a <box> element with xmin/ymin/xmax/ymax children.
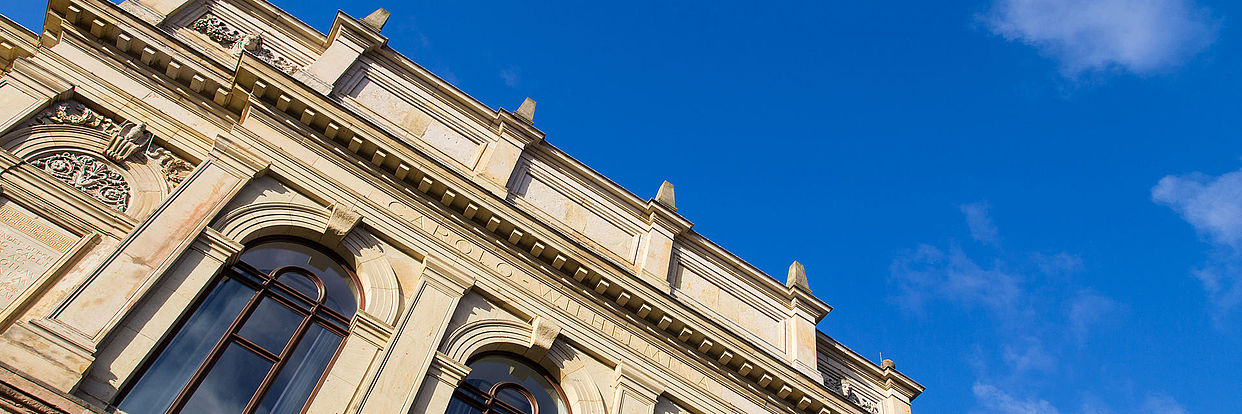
<box><xmin>0</xmin><ymin>197</ymin><xmax>76</xmax><ymax>313</ymax></box>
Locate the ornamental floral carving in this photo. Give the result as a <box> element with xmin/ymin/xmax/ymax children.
<box><xmin>190</xmin><ymin>14</ymin><xmax>301</xmax><ymax>75</ymax></box>
<box><xmin>30</xmin><ymin>152</ymin><xmax>130</xmax><ymax>211</ymax></box>
<box><xmin>189</xmin><ymin>14</ymin><xmax>243</xmax><ymax>48</ymax></box>
<box><xmin>27</xmin><ymin>101</ymin><xmax>195</xmax><ymax>189</ymax></box>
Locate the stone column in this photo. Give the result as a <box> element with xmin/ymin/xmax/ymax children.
<box><xmin>612</xmin><ymin>363</ymin><xmax>663</xmax><ymax>414</ymax></box>
<box><xmin>5</xmin><ymin>134</ymin><xmax>267</xmax><ymax>392</ymax></box>
<box><xmin>407</xmin><ymin>352</ymin><xmax>471</xmax><ymax>414</ymax></box>
<box><xmin>355</xmin><ymin>254</ymin><xmax>474</xmax><ymax>414</ymax></box>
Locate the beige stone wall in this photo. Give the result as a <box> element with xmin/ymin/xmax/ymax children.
<box><xmin>0</xmin><ymin>1</ymin><xmax>923</xmax><ymax>414</ymax></box>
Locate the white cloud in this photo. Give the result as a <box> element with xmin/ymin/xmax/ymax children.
<box><xmin>982</xmin><ymin>0</ymin><xmax>1217</xmax><ymax>76</ymax></box>
<box><xmin>1153</xmin><ymin>169</ymin><xmax>1242</xmax><ymax>316</ymax></box>
<box><xmin>1140</xmin><ymin>395</ymin><xmax>1188</xmax><ymax>414</ymax></box>
<box><xmin>1154</xmin><ymin>170</ymin><xmax>1242</xmax><ymax>249</ymax></box>
<box><xmin>972</xmin><ymin>383</ymin><xmax>1061</xmax><ymax>414</ymax></box>
<box><xmin>962</xmin><ymin>202</ymin><xmax>1000</xmax><ymax>245</ymax></box>
<box><xmin>1067</xmin><ymin>290</ymin><xmax>1123</xmax><ymax>342</ymax></box>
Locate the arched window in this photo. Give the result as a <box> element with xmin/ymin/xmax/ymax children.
<box><xmin>447</xmin><ymin>354</ymin><xmax>570</xmax><ymax>414</ymax></box>
<box><xmin>117</xmin><ymin>240</ymin><xmax>358</xmax><ymax>414</ymax></box>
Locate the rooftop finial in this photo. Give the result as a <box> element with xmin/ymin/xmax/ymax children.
<box><xmin>361</xmin><ymin>8</ymin><xmax>390</xmax><ymax>32</ymax></box>
<box><xmin>655</xmin><ymin>180</ymin><xmax>675</xmax><ymax>210</ymax></box>
<box><xmin>515</xmin><ymin>97</ymin><xmax>536</xmax><ymax>123</ymax></box>
<box><xmin>787</xmin><ymin>261</ymin><xmax>810</xmax><ymax>292</ymax></box>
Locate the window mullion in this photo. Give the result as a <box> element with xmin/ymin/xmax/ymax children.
<box><xmin>165</xmin><ymin>283</ymin><xmax>266</xmax><ymax>414</ymax></box>
<box><xmin>242</xmin><ymin>305</ymin><xmax>318</xmax><ymax>414</ymax></box>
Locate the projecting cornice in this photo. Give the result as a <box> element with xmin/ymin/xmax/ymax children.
<box><xmin>0</xmin><ymin>14</ymin><xmax>39</xmax><ymax>73</ymax></box>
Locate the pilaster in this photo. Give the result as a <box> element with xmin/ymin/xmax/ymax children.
<box><xmin>634</xmin><ymin>182</ymin><xmax>692</xmax><ymax>290</ymax></box>
<box><xmin>881</xmin><ymin>360</ymin><xmax>923</xmax><ymax>414</ymax></box>
<box><xmin>355</xmin><ymin>253</ymin><xmax>474</xmax><ymax>414</ymax></box>
<box><xmin>408</xmin><ymin>352</ymin><xmax>472</xmax><ymax>414</ymax></box>
<box><xmin>299</xmin><ymin>11</ymin><xmax>387</xmax><ymax>95</ymax></box>
<box><xmin>474</xmin><ymin>104</ymin><xmax>544</xmax><ymax>198</ymax></box>
<box><xmin>612</xmin><ymin>362</ymin><xmax>664</xmax><ymax>414</ymax></box>
<box><xmin>785</xmin><ymin>261</ymin><xmax>830</xmax><ymax>383</ymax></box>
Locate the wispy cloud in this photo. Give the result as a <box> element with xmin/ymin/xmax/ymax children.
<box><xmin>1140</xmin><ymin>395</ymin><xmax>1189</xmax><ymax>414</ymax></box>
<box><xmin>972</xmin><ymin>383</ymin><xmax>1061</xmax><ymax>414</ymax></box>
<box><xmin>962</xmin><ymin>202</ymin><xmax>1000</xmax><ymax>245</ymax></box>
<box><xmin>890</xmin><ymin>244</ymin><xmax>1022</xmax><ymax>315</ymax></box>
<box><xmin>500</xmin><ymin>67</ymin><xmax>521</xmax><ymax>87</ymax></box>
<box><xmin>973</xmin><ymin>383</ymin><xmax>1189</xmax><ymax>414</ymax></box>
<box><xmin>892</xmin><ymin>202</ymin><xmax>1152</xmax><ymax>414</ymax></box>
<box><xmin>1067</xmin><ymin>290</ymin><xmax>1124</xmax><ymax>343</ymax></box>
<box><xmin>981</xmin><ymin>0</ymin><xmax>1217</xmax><ymax>76</ymax></box>
<box><xmin>1153</xmin><ymin>168</ymin><xmax>1242</xmax><ymax>318</ymax></box>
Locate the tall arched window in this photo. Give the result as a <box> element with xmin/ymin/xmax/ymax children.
<box><xmin>117</xmin><ymin>240</ymin><xmax>358</xmax><ymax>414</ymax></box>
<box><xmin>447</xmin><ymin>354</ymin><xmax>570</xmax><ymax>414</ymax></box>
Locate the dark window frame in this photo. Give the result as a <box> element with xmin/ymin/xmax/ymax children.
<box><xmin>449</xmin><ymin>352</ymin><xmax>574</xmax><ymax>414</ymax></box>
<box><xmin>114</xmin><ymin>237</ymin><xmax>360</xmax><ymax>414</ymax></box>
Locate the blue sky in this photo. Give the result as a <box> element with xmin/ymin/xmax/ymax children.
<box><xmin>5</xmin><ymin>0</ymin><xmax>1241</xmax><ymax>412</ymax></box>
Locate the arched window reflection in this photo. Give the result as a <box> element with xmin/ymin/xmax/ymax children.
<box><xmin>117</xmin><ymin>239</ymin><xmax>357</xmax><ymax>414</ymax></box>
<box><xmin>447</xmin><ymin>354</ymin><xmax>570</xmax><ymax>414</ymax></box>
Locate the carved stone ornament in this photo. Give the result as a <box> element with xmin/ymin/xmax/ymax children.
<box><xmin>190</xmin><ymin>14</ymin><xmax>300</xmax><ymax>75</ymax></box>
<box><xmin>27</xmin><ymin>101</ymin><xmax>195</xmax><ymax>188</ymax></box>
<box><xmin>824</xmin><ymin>374</ymin><xmax>881</xmax><ymax>414</ymax></box>
<box><xmin>30</xmin><ymin>152</ymin><xmax>130</xmax><ymax>211</ymax></box>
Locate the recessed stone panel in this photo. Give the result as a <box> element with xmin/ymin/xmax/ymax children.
<box><xmin>516</xmin><ymin>175</ymin><xmax>637</xmax><ymax>261</ymax></box>
<box><xmin>673</xmin><ymin>258</ymin><xmax>786</xmax><ymax>352</ymax></box>
<box><xmin>347</xmin><ymin>77</ymin><xmax>481</xmax><ymax>169</ymax></box>
<box><xmin>0</xmin><ymin>198</ymin><xmax>75</xmax><ymax>314</ymax></box>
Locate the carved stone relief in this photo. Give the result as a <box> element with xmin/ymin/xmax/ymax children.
<box><xmin>30</xmin><ymin>152</ymin><xmax>130</xmax><ymax>211</ymax></box>
<box><xmin>822</xmin><ymin>371</ymin><xmax>881</xmax><ymax>414</ymax></box>
<box><xmin>26</xmin><ymin>101</ymin><xmax>194</xmax><ymax>189</ymax></box>
<box><xmin>190</xmin><ymin>14</ymin><xmax>301</xmax><ymax>75</ymax></box>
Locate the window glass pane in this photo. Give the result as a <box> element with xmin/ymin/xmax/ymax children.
<box><xmin>461</xmin><ymin>356</ymin><xmax>567</xmax><ymax>414</ymax></box>
<box><xmin>277</xmin><ymin>271</ymin><xmax>320</xmax><ymax>300</ymax></box>
<box><xmin>118</xmin><ymin>278</ymin><xmax>253</xmax><ymax>414</ymax></box>
<box><xmin>256</xmin><ymin>323</ymin><xmax>343</xmax><ymax>414</ymax></box>
<box><xmin>495</xmin><ymin>386</ymin><xmax>534</xmax><ymax>413</ymax></box>
<box><xmin>445</xmin><ymin>399</ymin><xmax>485</xmax><ymax>414</ymax></box>
<box><xmin>237</xmin><ymin>297</ymin><xmax>305</xmax><ymax>355</ymax></box>
<box><xmin>239</xmin><ymin>243</ymin><xmax>311</xmax><ymax>275</ymax></box>
<box><xmin>180</xmin><ymin>343</ymin><xmax>273</xmax><ymax>413</ymax></box>
<box><xmin>240</xmin><ymin>241</ymin><xmax>357</xmax><ymax>317</ymax></box>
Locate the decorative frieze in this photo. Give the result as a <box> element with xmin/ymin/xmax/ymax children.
<box><xmin>27</xmin><ymin>101</ymin><xmax>194</xmax><ymax>189</ymax></box>
<box><xmin>190</xmin><ymin>14</ymin><xmax>300</xmax><ymax>75</ymax></box>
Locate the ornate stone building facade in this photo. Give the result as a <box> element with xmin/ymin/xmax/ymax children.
<box><xmin>0</xmin><ymin>0</ymin><xmax>923</xmax><ymax>412</ymax></box>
